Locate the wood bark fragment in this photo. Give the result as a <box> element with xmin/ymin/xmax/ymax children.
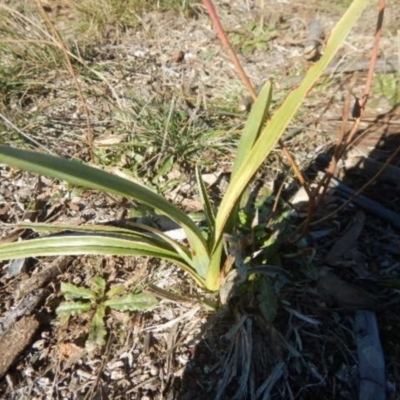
<box><xmin>354</xmin><ymin>311</ymin><xmax>386</xmax><ymax>400</ymax></box>
<box><xmin>324</xmin><ymin>210</ymin><xmax>365</xmax><ymax>264</ymax></box>
<box><xmin>16</xmin><ymin>256</ymin><xmax>73</xmax><ymax>299</ymax></box>
<box><xmin>318</xmin><ymin>172</ymin><xmax>400</xmax><ymax>229</ymax></box>
<box><xmin>0</xmin><ymin>289</ymin><xmax>47</xmax><ymax>338</ymax></box>
<box><xmin>0</xmin><ymin>316</ymin><xmax>39</xmax><ymax>378</ymax></box>
<box><xmin>317</xmin><ymin>269</ymin><xmax>377</xmax><ymax>309</ymax></box>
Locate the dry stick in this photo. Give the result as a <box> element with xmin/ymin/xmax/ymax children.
<box><xmin>201</xmin><ymin>0</ymin><xmax>314</xmax><ymax>211</ymax></box>
<box><xmin>313</xmin><ymin>124</ymin><xmax>400</xmax><ymax>227</ymax></box>
<box><xmin>325</xmin><ymin>72</ymin><xmax>372</xmax><ymax>179</ymax></box>
<box><xmin>33</xmin><ymin>0</ymin><xmax>94</xmax><ymax>161</ymax></box>
<box><xmin>315</xmin><ymin>92</ymin><xmax>352</xmax><ymax>205</ymax></box>
<box><xmin>300</xmin><ymin>68</ymin><xmax>358</xmax><ymax>233</ymax></box>
<box><xmin>312</xmin><ymin>0</ymin><xmax>388</xmax><ymax>227</ymax></box>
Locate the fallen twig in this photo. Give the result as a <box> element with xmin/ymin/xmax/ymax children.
<box><xmin>315</xmin><ymin>172</ymin><xmax>400</xmax><ymax>230</ymax></box>
<box><xmin>354</xmin><ymin>311</ymin><xmax>386</xmax><ymax>400</ymax></box>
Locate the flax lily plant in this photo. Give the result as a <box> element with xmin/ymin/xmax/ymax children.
<box><xmin>0</xmin><ymin>0</ymin><xmax>370</xmax><ymax>292</ymax></box>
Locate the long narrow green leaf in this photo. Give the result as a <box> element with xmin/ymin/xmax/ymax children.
<box><xmin>195</xmin><ymin>165</ymin><xmax>215</xmax><ymax>230</ymax></box>
<box><xmin>214</xmin><ymin>0</ymin><xmax>372</xmax><ymax>246</ymax></box>
<box><xmin>222</xmin><ymin>80</ymin><xmax>274</xmax><ymax>242</ymax></box>
<box><xmin>0</xmin><ymin>235</ymin><xmax>206</xmax><ymax>287</ymax></box>
<box><xmin>128</xmin><ymin>221</ymin><xmax>194</xmax><ymax>267</ymax></box>
<box><xmin>0</xmin><ymin>146</ymin><xmax>210</xmax><ymax>275</ymax></box>
<box><xmin>0</xmin><ymin>235</ymin><xmax>181</xmax><ymax>259</ymax></box>
<box><xmin>205</xmin><ymin>239</ymin><xmax>224</xmax><ymax>291</ymax></box>
<box><xmin>232</xmin><ymin>79</ymin><xmax>273</xmax><ymax>179</ymax></box>
<box><xmin>10</xmin><ymin>221</ymin><xmax>193</xmax><ymax>266</ymax></box>
<box><xmin>10</xmin><ymin>221</ymin><xmax>177</xmax><ymax>248</ymax></box>
<box><xmin>12</xmin><ymin>221</ymin><xmax>165</xmax><ymax>238</ymax></box>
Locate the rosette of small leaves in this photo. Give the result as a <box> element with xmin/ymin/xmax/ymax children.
<box><xmin>56</xmin><ymin>277</ymin><xmax>158</xmax><ymax>351</ymax></box>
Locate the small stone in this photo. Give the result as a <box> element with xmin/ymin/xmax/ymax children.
<box><xmin>172</xmin><ymin>50</ymin><xmax>185</xmax><ymax>63</ymax></box>
<box><xmin>149</xmin><ymin>365</ymin><xmax>159</xmax><ymax>376</ymax></box>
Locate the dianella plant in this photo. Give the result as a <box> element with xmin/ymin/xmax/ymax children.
<box><xmin>0</xmin><ymin>0</ymin><xmax>371</xmax><ymax>293</ymax></box>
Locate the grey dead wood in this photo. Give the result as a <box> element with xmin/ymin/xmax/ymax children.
<box><xmin>324</xmin><ymin>210</ymin><xmax>365</xmax><ymax>264</ymax></box>
<box><xmin>318</xmin><ymin>172</ymin><xmax>400</xmax><ymax>229</ymax></box>
<box><xmin>354</xmin><ymin>311</ymin><xmax>386</xmax><ymax>400</ymax></box>
<box><xmin>7</xmin><ymin>258</ymin><xmax>29</xmax><ymax>277</ymax></box>
<box><xmin>16</xmin><ymin>256</ymin><xmax>73</xmax><ymax>299</ymax></box>
<box><xmin>0</xmin><ymin>315</ymin><xmax>39</xmax><ymax>378</ymax></box>
<box><xmin>343</xmin><ymin>156</ymin><xmax>400</xmax><ymax>188</ymax></box>
<box><xmin>0</xmin><ymin>289</ymin><xmax>48</xmax><ymax>338</ymax></box>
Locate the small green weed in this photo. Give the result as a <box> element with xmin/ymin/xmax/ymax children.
<box><xmin>95</xmin><ymin>100</ymin><xmax>240</xmax><ymax>192</ymax></box>
<box><xmin>373</xmin><ymin>73</ymin><xmax>400</xmax><ymax>106</ymax></box>
<box><xmin>56</xmin><ymin>277</ymin><xmax>158</xmax><ymax>351</ymax></box>
<box><xmin>230</xmin><ymin>20</ymin><xmax>277</xmax><ymax>54</ymax></box>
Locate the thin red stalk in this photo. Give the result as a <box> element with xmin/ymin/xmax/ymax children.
<box><xmin>202</xmin><ymin>0</ymin><xmax>256</xmax><ymax>99</ymax></box>
<box><xmin>312</xmin><ymin>0</ymin><xmax>386</xmax><ymax>226</ymax></box>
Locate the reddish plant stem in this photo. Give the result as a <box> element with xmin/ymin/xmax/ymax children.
<box><xmin>312</xmin><ymin>0</ymin><xmax>386</xmax><ymax>226</ymax></box>
<box><xmin>202</xmin><ymin>0</ymin><xmax>256</xmax><ymax>99</ymax></box>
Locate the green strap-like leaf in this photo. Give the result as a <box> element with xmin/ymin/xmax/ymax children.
<box><xmin>0</xmin><ymin>146</ymin><xmax>210</xmax><ymax>276</ymax></box>
<box><xmin>213</xmin><ymin>0</ymin><xmax>372</xmax><ymax>247</ymax></box>
<box><xmin>232</xmin><ymin>79</ymin><xmax>273</xmax><ymax>179</ymax></box>
<box><xmin>0</xmin><ymin>235</ymin><xmax>206</xmax><ymax>287</ymax></box>
<box><xmin>195</xmin><ymin>165</ymin><xmax>215</xmax><ymax>231</ymax></box>
<box><xmin>10</xmin><ymin>221</ymin><xmax>194</xmax><ymax>267</ymax></box>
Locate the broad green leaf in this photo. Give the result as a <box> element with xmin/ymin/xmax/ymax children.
<box><xmin>104</xmin><ymin>292</ymin><xmax>158</xmax><ymax>311</ymax></box>
<box><xmin>56</xmin><ymin>301</ymin><xmax>92</xmax><ymax>324</ymax></box>
<box><xmin>60</xmin><ymin>282</ymin><xmax>96</xmax><ymax>300</ymax></box>
<box><xmin>0</xmin><ymin>146</ymin><xmax>210</xmax><ymax>277</ymax></box>
<box><xmin>87</xmin><ymin>304</ymin><xmax>107</xmax><ymax>350</ymax></box>
<box><xmin>213</xmin><ymin>0</ymin><xmax>372</xmax><ymax>246</ymax></box>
